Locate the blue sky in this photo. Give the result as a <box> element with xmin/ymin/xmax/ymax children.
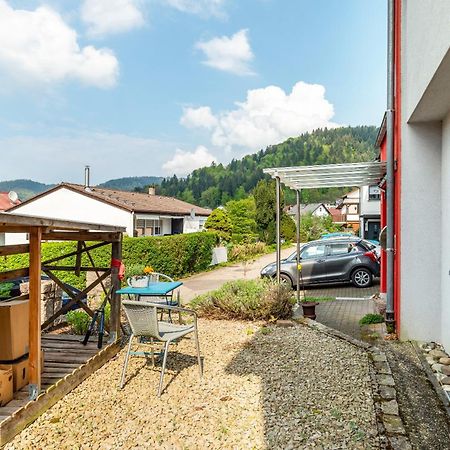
<box><xmin>0</xmin><ymin>0</ymin><xmax>387</xmax><ymax>184</ymax></box>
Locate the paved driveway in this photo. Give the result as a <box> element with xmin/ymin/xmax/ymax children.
<box><xmin>179</xmin><ymin>246</ymin><xmax>295</xmax><ymax>303</ymax></box>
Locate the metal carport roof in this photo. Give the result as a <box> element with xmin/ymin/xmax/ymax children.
<box><xmin>263</xmin><ymin>161</ymin><xmax>386</xmax><ymax>190</ymax></box>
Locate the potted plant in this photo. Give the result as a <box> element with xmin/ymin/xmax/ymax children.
<box><xmin>297</xmin><ymin>262</ymin><xmax>319</xmax><ymax>320</ymax></box>
<box><xmin>126</xmin><ymin>265</ymin><xmax>155</xmax><ymax>288</ymax></box>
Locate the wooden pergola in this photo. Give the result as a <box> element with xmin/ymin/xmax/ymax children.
<box><xmin>0</xmin><ymin>212</ymin><xmax>125</xmax><ymax>400</ymax></box>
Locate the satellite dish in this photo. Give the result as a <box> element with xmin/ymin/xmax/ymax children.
<box><xmin>190</xmin><ymin>208</ymin><xmax>196</xmax><ymax>219</ymax></box>
<box><xmin>379</xmin><ymin>226</ymin><xmax>387</xmax><ymax>250</ymax></box>
<box><xmin>8</xmin><ymin>191</ymin><xmax>18</xmax><ymax>203</ymax></box>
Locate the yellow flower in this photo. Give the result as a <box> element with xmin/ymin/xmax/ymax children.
<box><xmin>143</xmin><ymin>266</ymin><xmax>154</xmax><ymax>274</ymax></box>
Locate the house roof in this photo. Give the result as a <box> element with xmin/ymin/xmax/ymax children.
<box><xmin>0</xmin><ymin>192</ymin><xmax>21</xmax><ymax>211</ymax></box>
<box><xmin>9</xmin><ymin>183</ymin><xmax>212</xmax><ymax>217</ymax></box>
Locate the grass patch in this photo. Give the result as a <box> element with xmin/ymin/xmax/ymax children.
<box><xmin>359</xmin><ymin>313</ymin><xmax>384</xmax><ymax>325</ymax></box>
<box><xmin>303</xmin><ymin>296</ymin><xmax>335</xmax><ymax>303</ymax></box>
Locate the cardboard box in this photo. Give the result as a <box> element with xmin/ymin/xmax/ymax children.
<box><xmin>0</xmin><ymin>351</ymin><xmax>44</xmax><ymax>392</ymax></box>
<box><xmin>0</xmin><ymin>300</ymin><xmax>29</xmax><ymax>361</ymax></box>
<box><xmin>0</xmin><ymin>368</ymin><xmax>13</xmax><ymax>406</ymax></box>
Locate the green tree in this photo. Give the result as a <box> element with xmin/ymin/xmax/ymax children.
<box><xmin>253</xmin><ymin>179</ymin><xmax>282</xmax><ymax>243</ymax></box>
<box><xmin>204</xmin><ymin>208</ymin><xmax>232</xmax><ymax>243</ymax></box>
<box><xmin>200</xmin><ymin>186</ymin><xmax>221</xmax><ymax>208</ymax></box>
<box><xmin>226</xmin><ymin>196</ymin><xmax>257</xmax><ymax>241</ymax></box>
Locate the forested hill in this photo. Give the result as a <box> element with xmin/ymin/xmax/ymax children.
<box><xmin>159</xmin><ymin>126</ymin><xmax>379</xmax><ymax>207</ymax></box>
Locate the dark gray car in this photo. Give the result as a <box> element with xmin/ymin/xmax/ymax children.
<box><xmin>260</xmin><ymin>237</ymin><xmax>380</xmax><ymax>288</ymax></box>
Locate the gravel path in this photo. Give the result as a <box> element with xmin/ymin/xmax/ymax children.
<box><xmin>384</xmin><ymin>342</ymin><xmax>450</xmax><ymax>449</ymax></box>
<box><xmin>6</xmin><ymin>320</ymin><xmax>379</xmax><ymax>449</ymax></box>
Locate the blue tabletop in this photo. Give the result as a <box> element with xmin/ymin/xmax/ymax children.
<box><xmin>116</xmin><ymin>281</ymin><xmax>182</xmax><ymax>296</ymax></box>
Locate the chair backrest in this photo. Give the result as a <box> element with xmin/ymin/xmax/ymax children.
<box><xmin>148</xmin><ymin>272</ymin><xmax>174</xmax><ymax>283</ymax></box>
<box><xmin>122</xmin><ymin>300</ymin><xmax>161</xmax><ymax>338</ymax></box>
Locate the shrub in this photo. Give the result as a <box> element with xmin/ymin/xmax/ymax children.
<box><xmin>205</xmin><ymin>208</ymin><xmax>232</xmax><ymax>243</ymax></box>
<box><xmin>228</xmin><ymin>242</ymin><xmax>268</xmax><ymax>262</ymax></box>
<box><xmin>0</xmin><ymin>232</ymin><xmax>217</xmax><ymax>289</ymax></box>
<box><xmin>281</xmin><ymin>214</ymin><xmax>296</xmax><ymax>242</ymax></box>
<box><xmin>66</xmin><ymin>310</ymin><xmax>91</xmax><ymax>335</ymax></box>
<box><xmin>190</xmin><ymin>279</ymin><xmax>294</xmax><ymax>321</ymax></box>
<box><xmin>359</xmin><ymin>313</ymin><xmax>384</xmax><ymax>325</ymax></box>
<box><xmin>300</xmin><ymin>213</ymin><xmax>343</xmax><ymax>242</ymax></box>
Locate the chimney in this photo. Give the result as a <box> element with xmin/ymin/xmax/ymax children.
<box><xmin>148</xmin><ymin>186</ymin><xmax>156</xmax><ymax>195</ymax></box>
<box><xmin>84</xmin><ymin>165</ymin><xmax>91</xmax><ymax>190</ymax></box>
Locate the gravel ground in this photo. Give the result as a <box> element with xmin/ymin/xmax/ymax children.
<box><xmin>6</xmin><ymin>320</ymin><xmax>379</xmax><ymax>450</ymax></box>
<box><xmin>384</xmin><ymin>341</ymin><xmax>450</xmax><ymax>450</ymax></box>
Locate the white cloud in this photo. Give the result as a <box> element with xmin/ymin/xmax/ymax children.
<box><xmin>0</xmin><ymin>132</ymin><xmax>177</xmax><ymax>183</ymax></box>
<box><xmin>81</xmin><ymin>0</ymin><xmax>145</xmax><ymax>37</ymax></box>
<box><xmin>0</xmin><ymin>1</ymin><xmax>118</xmax><ymax>88</ymax></box>
<box><xmin>162</xmin><ymin>146</ymin><xmax>216</xmax><ymax>175</ymax></box>
<box><xmin>164</xmin><ymin>0</ymin><xmax>226</xmax><ymax>18</ymax></box>
<box><xmin>195</xmin><ymin>29</ymin><xmax>254</xmax><ymax>75</ymax></box>
<box><xmin>181</xmin><ymin>81</ymin><xmax>338</xmax><ymax>153</ymax></box>
<box><xmin>180</xmin><ymin>106</ymin><xmax>218</xmax><ymax>129</ymax></box>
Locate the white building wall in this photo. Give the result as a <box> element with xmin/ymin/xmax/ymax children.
<box><xmin>312</xmin><ymin>205</ymin><xmax>329</xmax><ymax>217</ymax></box>
<box><xmin>400</xmin><ymin>122</ymin><xmax>442</xmax><ymax>343</ymax></box>
<box><xmin>399</xmin><ymin>1</ymin><xmax>450</xmax><ymax>348</ymax></box>
<box><xmin>183</xmin><ymin>217</ymin><xmax>202</xmax><ymax>234</ymax></box>
<box><xmin>441</xmin><ymin>113</ymin><xmax>450</xmax><ymax>349</ymax></box>
<box><xmin>359</xmin><ymin>186</ymin><xmax>380</xmax><ymax>216</ymax></box>
<box><xmin>5</xmin><ymin>188</ymin><xmax>132</xmax><ymax>244</ymax></box>
<box><xmin>161</xmin><ymin>218</ymin><xmax>172</xmax><ymax>235</ymax></box>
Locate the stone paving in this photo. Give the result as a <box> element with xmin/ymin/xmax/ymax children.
<box><xmin>315</xmin><ymin>299</ymin><xmax>376</xmax><ymax>340</ymax></box>
<box><xmin>304</xmin><ymin>279</ymin><xmax>380</xmax><ymax>300</ymax></box>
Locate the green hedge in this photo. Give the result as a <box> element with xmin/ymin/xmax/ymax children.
<box><xmin>0</xmin><ymin>232</ymin><xmax>217</xmax><ymax>289</ymax></box>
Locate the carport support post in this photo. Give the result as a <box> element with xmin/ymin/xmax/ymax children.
<box><xmin>296</xmin><ymin>189</ymin><xmax>301</xmax><ymax>304</ymax></box>
<box><xmin>275</xmin><ymin>175</ymin><xmax>281</xmax><ymax>283</ymax></box>
<box><xmin>29</xmin><ymin>226</ymin><xmax>42</xmax><ymax>400</ymax></box>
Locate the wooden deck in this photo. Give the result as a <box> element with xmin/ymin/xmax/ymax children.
<box><xmin>0</xmin><ymin>334</ymin><xmax>120</xmax><ymax>446</ymax></box>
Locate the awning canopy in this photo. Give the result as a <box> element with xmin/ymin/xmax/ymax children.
<box><xmin>263</xmin><ymin>161</ymin><xmax>386</xmax><ymax>190</ymax></box>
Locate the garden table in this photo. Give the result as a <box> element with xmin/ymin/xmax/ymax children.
<box><xmin>116</xmin><ymin>282</ymin><xmax>183</xmax><ymax>303</ymax></box>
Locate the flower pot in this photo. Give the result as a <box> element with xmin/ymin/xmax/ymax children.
<box><xmin>127</xmin><ymin>276</ymin><xmax>149</xmax><ymax>288</ymax></box>
<box><xmin>301</xmin><ymin>302</ymin><xmax>319</xmax><ymax>320</ymax></box>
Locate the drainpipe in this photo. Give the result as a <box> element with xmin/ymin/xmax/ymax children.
<box><xmin>275</xmin><ymin>175</ymin><xmax>281</xmax><ymax>283</ymax></box>
<box><xmin>385</xmin><ymin>0</ymin><xmax>395</xmax><ymax>331</ymax></box>
<box><xmin>296</xmin><ymin>189</ymin><xmax>301</xmax><ymax>304</ymax></box>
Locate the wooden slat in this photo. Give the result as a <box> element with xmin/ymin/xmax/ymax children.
<box><xmin>0</xmin><ymin>226</ymin><xmax>32</xmax><ymax>233</ymax></box>
<box><xmin>40</xmin><ymin>269</ymin><xmax>111</xmax><ymax>330</ymax></box>
<box><xmin>42</xmin><ymin>231</ymin><xmax>121</xmax><ymax>242</ymax></box>
<box><xmin>41</xmin><ymin>241</ymin><xmax>109</xmax><ymax>265</ymax></box>
<box><xmin>42</xmin><ymin>341</ymin><xmax>99</xmax><ymax>350</ymax></box>
<box><xmin>41</xmin><ymin>334</ymin><xmax>97</xmax><ymax>342</ymax></box>
<box><xmin>0</xmin><ymin>342</ymin><xmax>120</xmax><ymax>446</ymax></box>
<box><xmin>0</xmin><ymin>268</ymin><xmax>29</xmax><ymax>282</ymax></box>
<box><xmin>28</xmin><ymin>227</ymin><xmax>41</xmax><ymax>397</ymax></box>
<box><xmin>41</xmin><ymin>266</ymin><xmax>110</xmax><ymax>272</ymax></box>
<box><xmin>0</xmin><ymin>244</ymin><xmax>29</xmax><ymax>257</ymax></box>
<box><xmin>42</xmin><ymin>367</ymin><xmax>74</xmax><ymax>374</ymax></box>
<box><xmin>0</xmin><ymin>213</ymin><xmax>125</xmax><ymax>233</ymax></box>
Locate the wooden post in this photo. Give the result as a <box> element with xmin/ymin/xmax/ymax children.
<box><xmin>109</xmin><ymin>238</ymin><xmax>122</xmax><ymax>343</ymax></box>
<box><xmin>29</xmin><ymin>227</ymin><xmax>42</xmax><ymax>400</ymax></box>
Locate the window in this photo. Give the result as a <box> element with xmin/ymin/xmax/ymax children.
<box><xmin>368</xmin><ymin>185</ymin><xmax>381</xmax><ymax>201</ymax></box>
<box><xmin>301</xmin><ymin>244</ymin><xmax>326</xmax><ymax>259</ymax></box>
<box><xmin>135</xmin><ymin>218</ymin><xmax>162</xmax><ymax>236</ymax></box>
<box><xmin>329</xmin><ymin>242</ymin><xmax>356</xmax><ymax>255</ymax></box>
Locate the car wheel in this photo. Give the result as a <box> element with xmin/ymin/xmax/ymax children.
<box><xmin>351</xmin><ymin>268</ymin><xmax>373</xmax><ymax>288</ymax></box>
<box><xmin>279</xmin><ymin>273</ymin><xmax>293</xmax><ymax>289</ymax></box>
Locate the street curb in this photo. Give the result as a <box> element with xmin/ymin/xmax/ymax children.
<box><xmin>295</xmin><ymin>317</ymin><xmax>412</xmax><ymax>450</ymax></box>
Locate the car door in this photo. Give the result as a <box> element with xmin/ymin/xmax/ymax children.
<box><xmin>323</xmin><ymin>242</ymin><xmax>359</xmax><ymax>282</ymax></box>
<box><xmin>299</xmin><ymin>243</ymin><xmax>328</xmax><ymax>284</ymax></box>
